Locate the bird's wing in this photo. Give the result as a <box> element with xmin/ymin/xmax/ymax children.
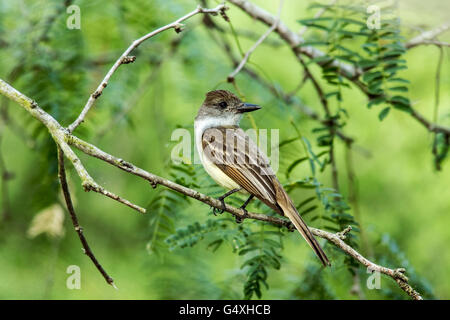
<box><xmin>202</xmin><ymin>126</ymin><xmax>330</xmax><ymax>266</ymax></box>
<box><xmin>202</xmin><ymin>126</ymin><xmax>280</xmax><ymax>212</ymax></box>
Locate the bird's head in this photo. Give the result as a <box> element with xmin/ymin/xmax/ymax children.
<box><xmin>196</xmin><ymin>90</ymin><xmax>260</xmax><ymax>125</ymax></box>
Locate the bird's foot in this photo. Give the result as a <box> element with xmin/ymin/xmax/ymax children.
<box><xmin>212</xmin><ymin>188</ymin><xmax>241</xmax><ymax>215</ymax></box>
<box><xmin>212</xmin><ymin>198</ymin><xmax>226</xmax><ymax>215</ymax></box>
<box><xmin>235</xmin><ymin>206</ymin><xmax>249</xmax><ymax>223</ymax></box>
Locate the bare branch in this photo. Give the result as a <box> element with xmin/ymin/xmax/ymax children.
<box><xmin>227</xmin><ymin>0</ymin><xmax>284</xmax><ymax>82</ymax></box>
<box><xmin>0</xmin><ymin>131</ymin><xmax>13</xmax><ymax>221</ymax></box>
<box><xmin>67</xmin><ymin>4</ymin><xmax>228</xmax><ymax>133</ymax></box>
<box><xmin>406</xmin><ymin>22</ymin><xmax>450</xmax><ymax>49</ymax></box>
<box><xmin>408</xmin><ymin>40</ymin><xmax>450</xmax><ymax>47</ymax></box>
<box><xmin>226</xmin><ymin>0</ymin><xmax>359</xmax><ymax>78</ymax></box>
<box><xmin>95</xmin><ymin>32</ymin><xmax>188</xmax><ymax>140</ymax></box>
<box><xmin>311</xmin><ymin>226</ymin><xmax>423</xmax><ymax>300</ymax></box>
<box><xmin>57</xmin><ymin>148</ymin><xmax>117</xmax><ymax>289</ymax></box>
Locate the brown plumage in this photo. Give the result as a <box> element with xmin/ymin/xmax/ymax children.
<box><xmin>201</xmin><ymin>125</ymin><xmax>330</xmax><ymax>267</ymax></box>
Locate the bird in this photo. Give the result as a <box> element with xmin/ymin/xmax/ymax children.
<box><xmin>194</xmin><ymin>90</ymin><xmax>330</xmax><ymax>267</ymax></box>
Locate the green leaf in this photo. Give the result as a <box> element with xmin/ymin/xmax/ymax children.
<box><xmin>296</xmin><ymin>196</ymin><xmax>316</xmax><ymax>210</ymax></box>
<box><xmin>389</xmin><ymin>95</ymin><xmax>410</xmax><ymax>106</ymax></box>
<box><xmin>286</xmin><ymin>157</ymin><xmax>308</xmax><ymax>178</ymax></box>
<box><xmin>358</xmin><ymin>59</ymin><xmax>378</xmax><ymax>68</ymax></box>
<box><xmin>389</xmin><ymin>86</ymin><xmax>408</xmax><ymax>92</ymax></box>
<box><xmin>307</xmin><ymin>55</ymin><xmax>334</xmax><ymax>65</ymax></box>
<box><xmin>387</xmin><ymin>78</ymin><xmax>410</xmax><ymax>84</ymax></box>
<box><xmin>368</xmin><ymin>96</ymin><xmax>386</xmax><ymax>108</ymax></box>
<box><xmin>378</xmin><ymin>107</ymin><xmax>391</xmax><ymax>121</ymax></box>
<box><xmin>363</xmin><ymin>71</ymin><xmax>383</xmax><ymax>83</ymax></box>
<box><xmin>279</xmin><ymin>137</ymin><xmax>299</xmax><ymax>148</ymax></box>
<box><xmin>299</xmin><ymin>205</ymin><xmax>318</xmax><ymax>216</ymax></box>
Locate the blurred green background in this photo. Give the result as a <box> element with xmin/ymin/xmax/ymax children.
<box><xmin>0</xmin><ymin>0</ymin><xmax>449</xmax><ymax>299</ymax></box>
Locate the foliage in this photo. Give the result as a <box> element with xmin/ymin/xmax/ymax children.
<box><xmin>0</xmin><ymin>0</ymin><xmax>448</xmax><ymax>300</ymax></box>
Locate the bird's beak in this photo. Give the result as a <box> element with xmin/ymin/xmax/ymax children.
<box><xmin>237</xmin><ymin>103</ymin><xmax>261</xmax><ymax>113</ymax></box>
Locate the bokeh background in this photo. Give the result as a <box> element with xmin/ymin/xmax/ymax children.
<box><xmin>0</xmin><ymin>0</ymin><xmax>449</xmax><ymax>299</ymax></box>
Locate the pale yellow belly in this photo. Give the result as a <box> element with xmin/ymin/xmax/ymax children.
<box><xmin>201</xmin><ymin>154</ymin><xmax>241</xmax><ymax>191</ymax></box>
<box><xmin>195</xmin><ymin>119</ymin><xmax>247</xmax><ymax>193</ymax></box>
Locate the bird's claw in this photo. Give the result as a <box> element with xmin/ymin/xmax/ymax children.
<box><xmin>235</xmin><ymin>207</ymin><xmax>248</xmax><ymax>223</ymax></box>
<box><xmin>212</xmin><ymin>198</ymin><xmax>226</xmax><ymax>215</ymax></box>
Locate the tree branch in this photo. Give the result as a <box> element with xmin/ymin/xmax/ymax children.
<box><xmin>0</xmin><ymin>130</ymin><xmax>13</xmax><ymax>221</ymax></box>
<box><xmin>226</xmin><ymin>0</ymin><xmax>360</xmax><ymax>78</ymax></box>
<box><xmin>311</xmin><ymin>226</ymin><xmax>422</xmax><ymax>300</ymax></box>
<box><xmin>227</xmin><ymin>0</ymin><xmax>450</xmax><ymax>137</ymax></box>
<box><xmin>405</xmin><ymin>22</ymin><xmax>450</xmax><ymax>49</ymax></box>
<box><xmin>227</xmin><ymin>0</ymin><xmax>284</xmax><ymax>82</ymax></box>
<box><xmin>57</xmin><ymin>148</ymin><xmax>117</xmax><ymax>288</ymax></box>
<box><xmin>67</xmin><ymin>3</ymin><xmax>229</xmax><ymax>133</ymax></box>
<box><xmin>0</xmin><ymin>79</ymin><xmax>145</xmax><ymax>214</ymax></box>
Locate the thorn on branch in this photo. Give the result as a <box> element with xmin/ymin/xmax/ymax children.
<box><xmin>394</xmin><ymin>268</ymin><xmax>409</xmax><ymax>282</ymax></box>
<box><xmin>150</xmin><ymin>181</ymin><xmax>158</xmax><ymax>189</ymax></box>
<box><xmin>174</xmin><ymin>23</ymin><xmax>185</xmax><ymax>34</ymax></box>
<box><xmin>220</xmin><ymin>8</ymin><xmax>230</xmax><ymax>22</ymax></box>
<box><xmin>235</xmin><ymin>216</ymin><xmax>244</xmax><ymax>223</ymax></box>
<box><xmin>337</xmin><ymin>225</ymin><xmax>352</xmax><ymax>240</ymax></box>
<box><xmin>82</xmin><ymin>181</ymin><xmax>94</xmax><ymax>192</ymax></box>
<box><xmin>117</xmin><ymin>158</ymin><xmax>133</xmax><ymax>169</ymax></box>
<box><xmin>235</xmin><ymin>209</ymin><xmax>249</xmax><ymax>224</ymax></box>
<box><xmin>286</xmin><ymin>221</ymin><xmax>296</xmax><ymax>232</ymax></box>
<box><xmin>121</xmin><ymin>56</ymin><xmax>136</xmax><ymax>65</ymax></box>
<box><xmin>92</xmin><ymin>90</ymin><xmax>102</xmax><ymax>99</ymax></box>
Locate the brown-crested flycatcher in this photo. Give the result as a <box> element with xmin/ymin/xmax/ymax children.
<box><xmin>194</xmin><ymin>90</ymin><xmax>330</xmax><ymax>266</ymax></box>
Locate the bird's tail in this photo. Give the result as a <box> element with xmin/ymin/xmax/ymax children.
<box><xmin>274</xmin><ymin>184</ymin><xmax>330</xmax><ymax>267</ymax></box>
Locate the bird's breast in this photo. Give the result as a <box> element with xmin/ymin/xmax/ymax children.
<box><xmin>194</xmin><ymin>119</ymin><xmax>242</xmax><ymax>191</ymax></box>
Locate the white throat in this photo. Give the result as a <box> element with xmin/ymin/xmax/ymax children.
<box><xmin>194</xmin><ymin>116</ymin><xmax>236</xmax><ymax>161</ymax></box>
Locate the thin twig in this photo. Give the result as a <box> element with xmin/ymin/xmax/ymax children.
<box><xmin>67</xmin><ymin>4</ymin><xmax>228</xmax><ymax>133</ymax></box>
<box><xmin>0</xmin><ymin>131</ymin><xmax>13</xmax><ymax>221</ymax></box>
<box><xmin>311</xmin><ymin>226</ymin><xmax>422</xmax><ymax>300</ymax></box>
<box><xmin>227</xmin><ymin>0</ymin><xmax>284</xmax><ymax>82</ymax></box>
<box><xmin>405</xmin><ymin>22</ymin><xmax>450</xmax><ymax>49</ymax></box>
<box><xmin>57</xmin><ymin>148</ymin><xmax>117</xmax><ymax>289</ymax></box>
<box><xmin>95</xmin><ymin>35</ymin><xmax>187</xmax><ymax>140</ymax></box>
<box><xmin>227</xmin><ymin>0</ymin><xmax>359</xmax><ymax>78</ymax></box>
<box><xmin>344</xmin><ymin>143</ymin><xmax>372</xmax><ymax>258</ymax></box>
<box><xmin>432</xmin><ymin>46</ymin><xmax>445</xmax><ymax>170</ymax></box>
<box><xmin>296</xmin><ymin>54</ymin><xmax>340</xmax><ymax>192</ymax></box>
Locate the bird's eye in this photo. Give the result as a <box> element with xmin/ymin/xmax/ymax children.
<box><xmin>218</xmin><ymin>101</ymin><xmax>227</xmax><ymax>108</ymax></box>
